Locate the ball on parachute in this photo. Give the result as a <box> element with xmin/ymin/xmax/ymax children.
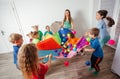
<box><xmin>86</xmin><ymin>37</ymin><xmax>91</xmax><ymax>42</ymax></box>
<box><xmin>54</xmin><ymin>49</ymin><xmax>58</xmax><ymax>52</ymax></box>
<box><xmin>67</xmin><ymin>33</ymin><xmax>71</xmax><ymax>37</ymax></box>
<box><xmin>72</xmin><ymin>30</ymin><xmax>76</xmax><ymax>35</ymax></box>
<box><xmin>85</xmin><ymin>41</ymin><xmax>89</xmax><ymax>45</ymax></box>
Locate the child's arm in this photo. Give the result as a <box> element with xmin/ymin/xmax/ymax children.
<box><xmin>60</xmin><ymin>21</ymin><xmax>64</xmax><ymax>28</ymax></box>
<box><xmin>84</xmin><ymin>48</ymin><xmax>95</xmax><ymax>53</ymax></box>
<box><xmin>85</xmin><ymin>32</ymin><xmax>89</xmax><ymax>37</ymax></box>
<box><xmin>46</xmin><ymin>54</ymin><xmax>52</xmax><ymax>68</ymax></box>
<box><xmin>38</xmin><ymin>55</ymin><xmax>49</xmax><ymax>60</ymax></box>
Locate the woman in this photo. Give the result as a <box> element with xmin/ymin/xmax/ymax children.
<box><xmin>61</xmin><ymin>9</ymin><xmax>74</xmax><ymax>30</ymax></box>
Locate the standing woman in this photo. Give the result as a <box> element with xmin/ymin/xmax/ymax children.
<box><xmin>61</xmin><ymin>9</ymin><xmax>74</xmax><ymax>30</ymax></box>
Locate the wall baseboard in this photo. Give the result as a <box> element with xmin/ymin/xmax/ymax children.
<box><xmin>106</xmin><ymin>44</ymin><xmax>116</xmax><ymax>49</ymax></box>
<box><xmin>0</xmin><ymin>51</ymin><xmax>13</xmax><ymax>54</ymax></box>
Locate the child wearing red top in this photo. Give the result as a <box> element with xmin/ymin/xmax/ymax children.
<box><xmin>18</xmin><ymin>43</ymin><xmax>52</xmax><ymax>79</ymax></box>
<box><xmin>33</xmin><ymin>63</ymin><xmax>48</xmax><ymax>79</ymax></box>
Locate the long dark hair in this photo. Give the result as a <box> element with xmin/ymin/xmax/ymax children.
<box><xmin>97</xmin><ymin>10</ymin><xmax>115</xmax><ymax>27</ymax></box>
<box><xmin>63</xmin><ymin>9</ymin><xmax>72</xmax><ymax>24</ymax></box>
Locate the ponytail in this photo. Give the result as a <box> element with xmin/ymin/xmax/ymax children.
<box><xmin>106</xmin><ymin>17</ymin><xmax>115</xmax><ymax>27</ymax></box>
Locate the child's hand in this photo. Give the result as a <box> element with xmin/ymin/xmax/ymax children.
<box><xmin>85</xmin><ymin>32</ymin><xmax>89</xmax><ymax>36</ymax></box>
<box><xmin>49</xmin><ymin>54</ymin><xmax>52</xmax><ymax>59</ymax></box>
<box><xmin>45</xmin><ymin>55</ymin><xmax>49</xmax><ymax>58</ymax></box>
<box><xmin>70</xmin><ymin>28</ymin><xmax>74</xmax><ymax>31</ymax></box>
<box><xmin>80</xmin><ymin>48</ymin><xmax>84</xmax><ymax>52</ymax></box>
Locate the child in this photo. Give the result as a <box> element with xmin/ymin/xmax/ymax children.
<box><xmin>26</xmin><ymin>32</ymin><xmax>33</xmax><ymax>43</ymax></box>
<box><xmin>62</xmin><ymin>32</ymin><xmax>80</xmax><ymax>56</ymax></box>
<box><xmin>96</xmin><ymin>10</ymin><xmax>115</xmax><ymax>47</ymax></box>
<box><xmin>84</xmin><ymin>28</ymin><xmax>103</xmax><ymax>75</ymax></box>
<box><xmin>44</xmin><ymin>25</ymin><xmax>53</xmax><ymax>36</ymax></box>
<box><xmin>61</xmin><ymin>9</ymin><xmax>74</xmax><ymax>30</ymax></box>
<box><xmin>66</xmin><ymin>32</ymin><xmax>79</xmax><ymax>46</ymax></box>
<box><xmin>27</xmin><ymin>31</ymin><xmax>40</xmax><ymax>44</ymax></box>
<box><xmin>32</xmin><ymin>25</ymin><xmax>43</xmax><ymax>41</ymax></box>
<box><xmin>18</xmin><ymin>43</ymin><xmax>52</xmax><ymax>79</ymax></box>
<box><xmin>9</xmin><ymin>33</ymin><xmax>23</xmax><ymax>69</ymax></box>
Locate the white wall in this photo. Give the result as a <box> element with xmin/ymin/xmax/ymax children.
<box><xmin>13</xmin><ymin>0</ymin><xmax>92</xmax><ymax>40</ymax></box>
<box><xmin>90</xmin><ymin>0</ymin><xmax>101</xmax><ymax>27</ymax></box>
<box><xmin>0</xmin><ymin>0</ymin><xmax>22</xmax><ymax>53</ymax></box>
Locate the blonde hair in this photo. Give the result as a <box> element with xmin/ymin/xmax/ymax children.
<box><xmin>32</xmin><ymin>25</ymin><xmax>39</xmax><ymax>31</ymax></box>
<box><xmin>27</xmin><ymin>31</ymin><xmax>39</xmax><ymax>39</ymax></box>
<box><xmin>9</xmin><ymin>33</ymin><xmax>22</xmax><ymax>43</ymax></box>
<box><xmin>18</xmin><ymin>43</ymin><xmax>39</xmax><ymax>79</ymax></box>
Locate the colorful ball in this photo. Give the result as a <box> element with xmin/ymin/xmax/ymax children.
<box><xmin>54</xmin><ymin>50</ymin><xmax>58</xmax><ymax>52</ymax></box>
<box><xmin>73</xmin><ymin>44</ymin><xmax>76</xmax><ymax>47</ymax></box>
<box><xmin>86</xmin><ymin>37</ymin><xmax>91</xmax><ymax>42</ymax></box>
<box><xmin>64</xmin><ymin>61</ymin><xmax>69</xmax><ymax>67</ymax></box>
<box><xmin>108</xmin><ymin>39</ymin><xmax>115</xmax><ymax>45</ymax></box>
<box><xmin>67</xmin><ymin>49</ymin><xmax>70</xmax><ymax>52</ymax></box>
<box><xmin>85</xmin><ymin>61</ymin><xmax>91</xmax><ymax>66</ymax></box>
<box><xmin>67</xmin><ymin>33</ymin><xmax>70</xmax><ymax>37</ymax></box>
<box><xmin>72</xmin><ymin>30</ymin><xmax>76</xmax><ymax>34</ymax></box>
<box><xmin>63</xmin><ymin>53</ymin><xmax>68</xmax><ymax>57</ymax></box>
<box><xmin>73</xmin><ymin>47</ymin><xmax>77</xmax><ymax>51</ymax></box>
<box><xmin>63</xmin><ymin>38</ymin><xmax>66</xmax><ymax>41</ymax></box>
<box><xmin>62</xmin><ymin>52</ymin><xmax>64</xmax><ymax>54</ymax></box>
<box><xmin>85</xmin><ymin>41</ymin><xmax>89</xmax><ymax>45</ymax></box>
<box><xmin>62</xmin><ymin>34</ymin><xmax>65</xmax><ymax>37</ymax></box>
<box><xmin>61</xmin><ymin>28</ymin><xmax>64</xmax><ymax>30</ymax></box>
<box><xmin>61</xmin><ymin>42</ymin><xmax>64</xmax><ymax>44</ymax></box>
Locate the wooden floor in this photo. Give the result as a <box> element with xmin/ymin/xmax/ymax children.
<box><xmin>0</xmin><ymin>46</ymin><xmax>120</xmax><ymax>79</ymax></box>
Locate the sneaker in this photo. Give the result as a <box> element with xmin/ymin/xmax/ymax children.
<box><xmin>93</xmin><ymin>71</ymin><xmax>99</xmax><ymax>76</ymax></box>
<box><xmin>88</xmin><ymin>67</ymin><xmax>94</xmax><ymax>71</ymax></box>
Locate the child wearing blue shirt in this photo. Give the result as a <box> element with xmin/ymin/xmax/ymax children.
<box><xmin>84</xmin><ymin>28</ymin><xmax>103</xmax><ymax>75</ymax></box>
<box><xmin>44</xmin><ymin>25</ymin><xmax>53</xmax><ymax>36</ymax></box>
<box><xmin>96</xmin><ymin>10</ymin><xmax>115</xmax><ymax>47</ymax></box>
<box><xmin>9</xmin><ymin>33</ymin><xmax>23</xmax><ymax>69</ymax></box>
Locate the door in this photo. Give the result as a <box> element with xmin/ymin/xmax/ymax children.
<box><xmin>0</xmin><ymin>0</ymin><xmax>21</xmax><ymax>54</ymax></box>
<box><xmin>111</xmin><ymin>35</ymin><xmax>120</xmax><ymax>76</ymax></box>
